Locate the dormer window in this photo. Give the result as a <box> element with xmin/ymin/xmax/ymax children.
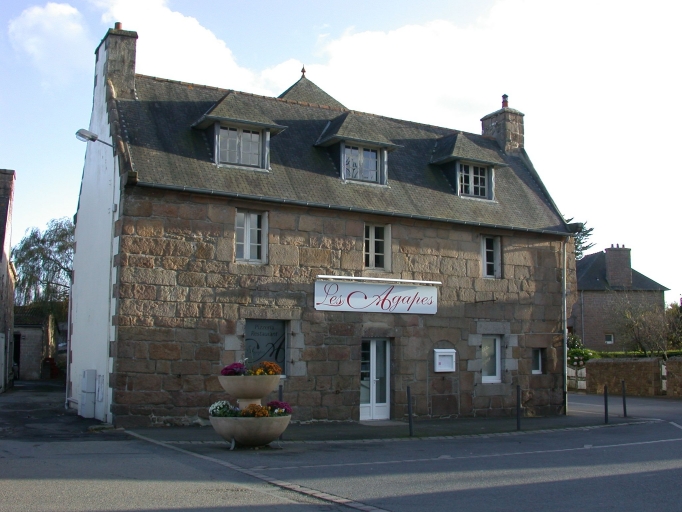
<box><xmin>219</xmin><ymin>127</ymin><xmax>261</xmax><ymax>167</ymax></box>
<box><xmin>345</xmin><ymin>146</ymin><xmax>380</xmax><ymax>183</ymax></box>
<box><xmin>458</xmin><ymin>163</ymin><xmax>492</xmax><ymax>199</ymax></box>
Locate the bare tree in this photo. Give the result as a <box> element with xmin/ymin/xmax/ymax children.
<box><xmin>12</xmin><ymin>217</ymin><xmax>74</xmax><ymax>306</ymax></box>
<box><xmin>614</xmin><ymin>294</ymin><xmax>670</xmax><ymax>358</ymax></box>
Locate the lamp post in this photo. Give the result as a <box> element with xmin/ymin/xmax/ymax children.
<box><xmin>75</xmin><ymin>129</ymin><xmax>113</xmax><ymax>148</ymax></box>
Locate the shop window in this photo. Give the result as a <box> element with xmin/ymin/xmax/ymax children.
<box><xmin>482</xmin><ymin>336</ymin><xmax>501</xmax><ymax>383</ymax></box>
<box><xmin>244</xmin><ymin>319</ymin><xmax>286</xmax><ymax>373</ymax></box>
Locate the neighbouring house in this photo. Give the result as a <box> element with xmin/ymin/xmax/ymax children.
<box><xmin>70</xmin><ymin>24</ymin><xmax>579</xmax><ymax>427</ymax></box>
<box><xmin>0</xmin><ymin>169</ymin><xmax>15</xmax><ymax>392</ymax></box>
<box><xmin>14</xmin><ymin>304</ymin><xmax>61</xmax><ymax>380</ymax></box>
<box><xmin>570</xmin><ymin>245</ymin><xmax>668</xmax><ymax>351</ymax></box>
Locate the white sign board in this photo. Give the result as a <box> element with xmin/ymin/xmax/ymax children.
<box><xmin>315</xmin><ymin>281</ymin><xmax>437</xmax><ymax>314</ymax></box>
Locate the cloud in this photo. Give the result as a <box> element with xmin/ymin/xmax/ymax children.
<box><xmin>8</xmin><ymin>2</ymin><xmax>93</xmax><ymax>87</ymax></box>
<box><xmin>94</xmin><ymin>0</ymin><xmax>263</xmax><ymax>93</ymax></box>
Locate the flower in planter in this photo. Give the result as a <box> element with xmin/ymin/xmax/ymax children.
<box><xmin>220</xmin><ymin>360</ymin><xmax>283</xmax><ymax>376</ymax></box>
<box><xmin>209</xmin><ymin>400</ymin><xmax>241</xmax><ymax>417</ymax></box>
<box><xmin>240</xmin><ymin>404</ymin><xmax>270</xmax><ymax>417</ymax></box>
<box><xmin>221</xmin><ymin>362</ymin><xmax>247</xmax><ymax>376</ymax></box>
<box><xmin>267</xmin><ymin>400</ymin><xmax>292</xmax><ymax>416</ymax></box>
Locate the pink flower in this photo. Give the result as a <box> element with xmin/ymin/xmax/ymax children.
<box><xmin>221</xmin><ymin>362</ymin><xmax>247</xmax><ymax>376</ymax></box>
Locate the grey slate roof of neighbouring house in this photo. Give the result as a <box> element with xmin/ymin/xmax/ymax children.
<box><xmin>115</xmin><ymin>74</ymin><xmax>572</xmax><ymax>235</ymax></box>
<box><xmin>577</xmin><ymin>251</ymin><xmax>669</xmax><ymax>291</ymax></box>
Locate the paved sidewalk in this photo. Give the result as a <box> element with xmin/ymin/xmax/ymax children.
<box><xmin>1</xmin><ymin>381</ymin><xmax>638</xmax><ymax>445</ymax></box>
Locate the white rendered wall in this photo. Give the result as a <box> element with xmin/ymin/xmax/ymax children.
<box><xmin>70</xmin><ymin>41</ymin><xmax>120</xmax><ymax>423</ymax></box>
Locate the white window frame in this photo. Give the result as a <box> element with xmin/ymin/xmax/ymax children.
<box><xmin>235</xmin><ymin>210</ymin><xmax>268</xmax><ymax>263</ymax></box>
<box><xmin>604</xmin><ymin>334</ymin><xmax>614</xmax><ymax>345</ymax></box>
<box><xmin>532</xmin><ymin>348</ymin><xmax>543</xmax><ymax>375</ymax></box>
<box><xmin>482</xmin><ymin>336</ymin><xmax>502</xmax><ymax>383</ymax></box>
<box><xmin>219</xmin><ymin>126</ymin><xmax>263</xmax><ymax>167</ymax></box>
<box><xmin>482</xmin><ymin>235</ymin><xmax>501</xmax><ymax>278</ymax></box>
<box><xmin>458</xmin><ymin>162</ymin><xmax>491</xmax><ymax>199</ymax></box>
<box><xmin>364</xmin><ymin>224</ymin><xmax>391</xmax><ymax>271</ymax></box>
<box><xmin>342</xmin><ymin>143</ymin><xmax>386</xmax><ymax>184</ymax></box>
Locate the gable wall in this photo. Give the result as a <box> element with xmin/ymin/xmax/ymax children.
<box><xmin>111</xmin><ymin>186</ymin><xmax>575</xmax><ymax>427</ymax></box>
<box><xmin>571</xmin><ymin>290</ymin><xmax>666</xmax><ymax>351</ymax></box>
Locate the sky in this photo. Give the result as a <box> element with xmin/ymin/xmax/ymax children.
<box><xmin>0</xmin><ymin>0</ymin><xmax>680</xmax><ymax>304</ymax></box>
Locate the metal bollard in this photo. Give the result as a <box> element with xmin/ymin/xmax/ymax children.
<box><xmin>622</xmin><ymin>380</ymin><xmax>627</xmax><ymax>418</ymax></box>
<box><xmin>279</xmin><ymin>384</ymin><xmax>284</xmax><ymax>440</ymax></box>
<box><xmin>604</xmin><ymin>385</ymin><xmax>609</xmax><ymax>424</ymax></box>
<box><xmin>407</xmin><ymin>385</ymin><xmax>414</xmax><ymax>437</ymax></box>
<box><xmin>516</xmin><ymin>385</ymin><xmax>521</xmax><ymax>431</ymax></box>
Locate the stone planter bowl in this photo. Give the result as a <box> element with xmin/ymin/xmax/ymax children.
<box><xmin>210</xmin><ymin>415</ymin><xmax>291</xmax><ymax>447</ymax></box>
<box><xmin>218</xmin><ymin>375</ymin><xmax>281</xmax><ymax>407</ymax></box>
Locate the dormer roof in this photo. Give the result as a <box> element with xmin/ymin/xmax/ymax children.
<box><xmin>193</xmin><ymin>91</ymin><xmax>287</xmax><ymax>133</ymax></box>
<box><xmin>430</xmin><ymin>132</ymin><xmax>506</xmax><ymax>166</ymax></box>
<box><xmin>315</xmin><ymin>112</ymin><xmax>400</xmax><ymax>150</ymax></box>
<box><xmin>278</xmin><ymin>75</ymin><xmax>346</xmax><ymax>109</ymax></box>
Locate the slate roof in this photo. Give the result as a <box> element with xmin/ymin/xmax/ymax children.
<box><xmin>316</xmin><ymin>112</ymin><xmax>399</xmax><ymax>149</ymax></box>
<box><xmin>431</xmin><ymin>133</ymin><xmax>506</xmax><ymax>166</ymax></box>
<box><xmin>115</xmin><ymin>74</ymin><xmax>572</xmax><ymax>235</ymax></box>
<box><xmin>278</xmin><ymin>76</ymin><xmax>346</xmax><ymax>109</ymax></box>
<box><xmin>577</xmin><ymin>251</ymin><xmax>669</xmax><ymax>291</ymax></box>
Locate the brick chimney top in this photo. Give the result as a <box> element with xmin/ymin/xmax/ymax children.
<box><xmin>114</xmin><ymin>22</ymin><xmax>123</xmax><ymax>30</ymax></box>
<box><xmin>502</xmin><ymin>94</ymin><xmax>508</xmax><ymax>108</ymax></box>
<box><xmin>604</xmin><ymin>245</ymin><xmax>632</xmax><ymax>288</ymax></box>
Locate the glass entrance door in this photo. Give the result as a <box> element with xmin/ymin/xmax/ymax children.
<box><xmin>360</xmin><ymin>339</ymin><xmax>390</xmax><ymax>420</ymax></box>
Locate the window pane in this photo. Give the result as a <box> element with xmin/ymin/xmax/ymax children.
<box><xmin>360</xmin><ymin>341</ymin><xmax>370</xmax><ymax>404</ymax></box>
<box><xmin>532</xmin><ymin>349</ymin><xmax>541</xmax><ymax>372</ymax></box>
<box><xmin>482</xmin><ymin>337</ymin><xmax>497</xmax><ymax>378</ymax></box>
<box><xmin>363</xmin><ymin>149</ymin><xmax>378</xmax><ymax>182</ymax></box>
<box><xmin>220</xmin><ymin>128</ymin><xmax>239</xmax><ymax>164</ymax></box>
<box><xmin>244</xmin><ymin>319</ymin><xmax>286</xmax><ymax>369</ymax></box>
<box><xmin>345</xmin><ymin>146</ymin><xmax>360</xmax><ymax>180</ymax></box>
<box><xmin>249</xmin><ymin>213</ymin><xmax>261</xmax><ymax>260</ymax></box>
<box><xmin>241</xmin><ymin>129</ymin><xmax>260</xmax><ymax>166</ymax></box>
<box><xmin>375</xmin><ymin>340</ymin><xmax>387</xmax><ymax>404</ymax></box>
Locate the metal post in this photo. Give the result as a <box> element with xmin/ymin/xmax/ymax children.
<box><xmin>604</xmin><ymin>385</ymin><xmax>609</xmax><ymax>424</ymax></box>
<box><xmin>622</xmin><ymin>380</ymin><xmax>627</xmax><ymax>418</ymax></box>
<box><xmin>516</xmin><ymin>385</ymin><xmax>521</xmax><ymax>431</ymax></box>
<box><xmin>279</xmin><ymin>384</ymin><xmax>284</xmax><ymax>440</ymax></box>
<box><xmin>407</xmin><ymin>385</ymin><xmax>414</xmax><ymax>437</ymax></box>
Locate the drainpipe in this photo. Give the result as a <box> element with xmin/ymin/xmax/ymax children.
<box><xmin>562</xmin><ymin>238</ymin><xmax>568</xmax><ymax>415</ymax></box>
<box><xmin>580</xmin><ymin>291</ymin><xmax>585</xmax><ymax>343</ymax></box>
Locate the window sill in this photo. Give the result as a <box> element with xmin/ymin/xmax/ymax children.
<box><xmin>217</xmin><ymin>163</ymin><xmax>271</xmax><ymax>173</ymax></box>
<box><xmin>458</xmin><ymin>195</ymin><xmax>497</xmax><ymax>203</ymax></box>
<box><xmin>343</xmin><ymin>179</ymin><xmax>390</xmax><ymax>188</ymax></box>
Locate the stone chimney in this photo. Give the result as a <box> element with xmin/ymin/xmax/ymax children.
<box><xmin>605</xmin><ymin>244</ymin><xmax>632</xmax><ymax>288</ymax></box>
<box><xmin>96</xmin><ymin>22</ymin><xmax>138</xmax><ymax>100</ymax></box>
<box><xmin>481</xmin><ymin>94</ymin><xmax>525</xmax><ymax>154</ymax></box>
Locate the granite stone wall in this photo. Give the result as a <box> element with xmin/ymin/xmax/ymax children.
<box><xmin>111</xmin><ymin>186</ymin><xmax>575</xmax><ymax>427</ymax></box>
<box><xmin>666</xmin><ymin>357</ymin><xmax>682</xmax><ymax>398</ymax></box>
<box><xmin>585</xmin><ymin>358</ymin><xmax>663</xmax><ymax>396</ymax></box>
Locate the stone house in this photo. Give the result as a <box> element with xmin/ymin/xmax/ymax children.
<box><xmin>13</xmin><ymin>305</ymin><xmax>60</xmax><ymax>381</ymax></box>
<box><xmin>570</xmin><ymin>245</ymin><xmax>668</xmax><ymax>351</ymax></box>
<box><xmin>69</xmin><ymin>24</ymin><xmax>578</xmax><ymax>427</ymax></box>
<box><xmin>0</xmin><ymin>169</ymin><xmax>15</xmax><ymax>392</ymax></box>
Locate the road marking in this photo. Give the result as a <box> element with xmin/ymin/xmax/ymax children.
<box><xmin>126</xmin><ymin>430</ymin><xmax>390</xmax><ymax>512</ymax></box>
<box><xmin>260</xmin><ymin>436</ymin><xmax>682</xmax><ymax>471</ymax></box>
<box><xmin>671</xmin><ymin>422</ymin><xmax>682</xmax><ymax>430</ymax></box>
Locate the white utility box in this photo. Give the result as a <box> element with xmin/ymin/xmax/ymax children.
<box><xmin>79</xmin><ymin>369</ymin><xmax>97</xmax><ymax>418</ymax></box>
<box><xmin>434</xmin><ymin>349</ymin><xmax>457</xmax><ymax>372</ymax></box>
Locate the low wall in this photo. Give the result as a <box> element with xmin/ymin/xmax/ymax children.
<box><xmin>667</xmin><ymin>358</ymin><xmax>682</xmax><ymax>397</ymax></box>
<box><xmin>586</xmin><ymin>358</ymin><xmax>663</xmax><ymax>396</ymax></box>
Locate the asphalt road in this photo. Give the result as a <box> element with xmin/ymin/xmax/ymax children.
<box><xmin>2</xmin><ymin>384</ymin><xmax>681</xmax><ymax>511</ymax></box>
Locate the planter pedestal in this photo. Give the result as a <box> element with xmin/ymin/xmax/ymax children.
<box><xmin>210</xmin><ymin>415</ymin><xmax>291</xmax><ymax>447</ymax></box>
<box><xmin>211</xmin><ymin>374</ymin><xmax>290</xmax><ymax>446</ymax></box>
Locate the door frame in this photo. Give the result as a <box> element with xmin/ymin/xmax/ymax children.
<box><xmin>359</xmin><ymin>338</ymin><xmax>391</xmax><ymax>421</ymax></box>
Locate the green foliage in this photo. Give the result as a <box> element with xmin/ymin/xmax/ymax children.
<box><xmin>568</xmin><ymin>348</ymin><xmax>597</xmax><ymax>367</ymax></box>
<box><xmin>12</xmin><ymin>217</ymin><xmax>74</xmax><ymax>306</ymax></box>
<box><xmin>666</xmin><ymin>303</ymin><xmax>682</xmax><ymax>349</ymax></box>
<box><xmin>567</xmin><ymin>333</ymin><xmax>584</xmax><ymax>350</ymax></box>
<box><xmin>565</xmin><ymin>217</ymin><xmax>595</xmax><ymax>260</ymax></box>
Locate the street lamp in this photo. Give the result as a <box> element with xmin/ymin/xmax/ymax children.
<box><xmin>75</xmin><ymin>129</ymin><xmax>113</xmax><ymax>148</ymax></box>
